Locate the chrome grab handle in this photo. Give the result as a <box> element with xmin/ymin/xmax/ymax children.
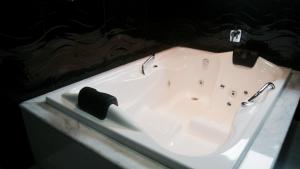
<box><xmin>241</xmin><ymin>82</ymin><xmax>275</xmax><ymax>107</ymax></box>
<box><xmin>142</xmin><ymin>54</ymin><xmax>155</xmax><ymax>75</ymax></box>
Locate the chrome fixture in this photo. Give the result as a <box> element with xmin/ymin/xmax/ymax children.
<box><xmin>241</xmin><ymin>82</ymin><xmax>275</xmax><ymax>107</ymax></box>
<box><xmin>199</xmin><ymin>80</ymin><xmax>204</xmax><ymax>86</ymax></box>
<box><xmin>230</xmin><ymin>29</ymin><xmax>242</xmax><ymax>43</ymax></box>
<box><xmin>202</xmin><ymin>58</ymin><xmax>209</xmax><ymax>66</ymax></box>
<box><xmin>142</xmin><ymin>54</ymin><xmax>155</xmax><ymax>75</ymax></box>
<box><xmin>231</xmin><ymin>90</ymin><xmax>237</xmax><ymax>97</ymax></box>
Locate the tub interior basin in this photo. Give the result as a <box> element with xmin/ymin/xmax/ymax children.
<box><xmin>61</xmin><ymin>47</ymin><xmax>289</xmax><ymax>156</ymax></box>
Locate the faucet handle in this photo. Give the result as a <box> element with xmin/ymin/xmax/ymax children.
<box><xmin>241</xmin><ymin>82</ymin><xmax>275</xmax><ymax>107</ymax></box>
<box><xmin>142</xmin><ymin>54</ymin><xmax>155</xmax><ymax>75</ymax></box>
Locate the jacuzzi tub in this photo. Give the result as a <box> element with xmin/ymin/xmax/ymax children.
<box><xmin>46</xmin><ymin>47</ymin><xmax>290</xmax><ymax>169</ymax></box>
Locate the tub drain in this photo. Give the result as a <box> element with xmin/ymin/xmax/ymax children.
<box><xmin>191</xmin><ymin>97</ymin><xmax>199</xmax><ymax>101</ymax></box>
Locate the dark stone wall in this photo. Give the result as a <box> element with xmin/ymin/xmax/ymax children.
<box><xmin>1</xmin><ymin>1</ymin><xmax>300</xmax><ymax>168</ymax></box>
<box><xmin>2</xmin><ymin>0</ymin><xmax>300</xmax><ymax>89</ymax></box>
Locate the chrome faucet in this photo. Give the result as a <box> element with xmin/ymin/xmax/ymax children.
<box><xmin>141</xmin><ymin>54</ymin><xmax>155</xmax><ymax>75</ymax></box>
<box><xmin>241</xmin><ymin>82</ymin><xmax>275</xmax><ymax>107</ymax></box>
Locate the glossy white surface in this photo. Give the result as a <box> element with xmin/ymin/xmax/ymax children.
<box><xmin>22</xmin><ymin>47</ymin><xmax>295</xmax><ymax>169</ymax></box>
<box><xmin>42</xmin><ymin>47</ymin><xmax>290</xmax><ymax>169</ymax></box>
<box><xmin>20</xmin><ymin>71</ymin><xmax>300</xmax><ymax>169</ymax></box>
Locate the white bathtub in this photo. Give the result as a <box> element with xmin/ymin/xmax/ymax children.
<box><xmin>46</xmin><ymin>47</ymin><xmax>290</xmax><ymax>169</ymax></box>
